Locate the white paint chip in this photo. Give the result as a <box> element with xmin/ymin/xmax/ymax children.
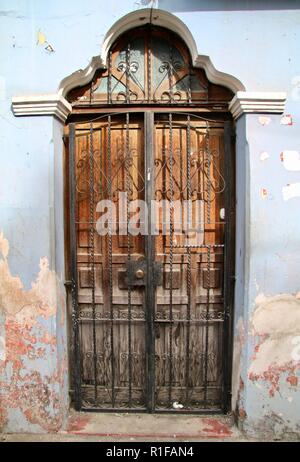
<box><xmin>258</xmin><ymin>116</ymin><xmax>271</xmax><ymax>126</ymax></box>
<box><xmin>280</xmin><ymin>150</ymin><xmax>300</xmax><ymax>171</ymax></box>
<box><xmin>287</xmin><ymin>397</ymin><xmax>293</xmax><ymax>402</ymax></box>
<box><xmin>280</xmin><ymin>114</ymin><xmax>293</xmax><ymax>125</ymax></box>
<box><xmin>260</xmin><ymin>151</ymin><xmax>269</xmax><ymax>161</ymax></box>
<box><xmin>260</xmin><ymin>188</ymin><xmax>268</xmax><ymax>199</ymax></box>
<box><xmin>282</xmin><ymin>182</ymin><xmax>300</xmax><ymax>201</ymax></box>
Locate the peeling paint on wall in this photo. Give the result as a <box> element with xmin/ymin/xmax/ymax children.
<box><xmin>260</xmin><ymin>151</ymin><xmax>269</xmax><ymax>161</ymax></box>
<box><xmin>232</xmin><ymin>317</ymin><xmax>246</xmax><ymax>415</ymax></box>
<box><xmin>280</xmin><ymin>114</ymin><xmax>293</xmax><ymax>125</ymax></box>
<box><xmin>260</xmin><ymin>188</ymin><xmax>269</xmax><ymax>199</ymax></box>
<box><xmin>36</xmin><ymin>29</ymin><xmax>55</xmax><ymax>53</ymax></box>
<box><xmin>0</xmin><ymin>231</ymin><xmax>67</xmax><ymax>432</ymax></box>
<box><xmin>258</xmin><ymin>116</ymin><xmax>271</xmax><ymax>126</ymax></box>
<box><xmin>282</xmin><ymin>182</ymin><xmax>300</xmax><ymax>201</ymax></box>
<box><xmin>280</xmin><ymin>150</ymin><xmax>300</xmax><ymax>171</ymax></box>
<box><xmin>248</xmin><ymin>293</ymin><xmax>300</xmax><ymax>398</ymax></box>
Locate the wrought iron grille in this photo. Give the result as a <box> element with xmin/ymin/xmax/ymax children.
<box><xmin>68</xmin><ymin>111</ymin><xmax>234</xmax><ymax>412</ymax></box>
<box><xmin>67</xmin><ymin>27</ymin><xmax>233</xmax><ymax>108</ymax></box>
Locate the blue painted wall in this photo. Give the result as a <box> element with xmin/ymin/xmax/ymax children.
<box><xmin>0</xmin><ymin>0</ymin><xmax>299</xmax><ymax>435</ymax></box>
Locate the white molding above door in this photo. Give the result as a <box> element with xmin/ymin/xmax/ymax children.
<box><xmin>229</xmin><ymin>91</ymin><xmax>287</xmax><ymax>119</ymax></box>
<box><xmin>11</xmin><ymin>91</ymin><xmax>287</xmax><ymax>122</ymax></box>
<box><xmin>11</xmin><ymin>94</ymin><xmax>72</xmax><ymax>123</ymax></box>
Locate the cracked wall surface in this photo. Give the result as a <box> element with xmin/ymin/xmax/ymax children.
<box><xmin>249</xmin><ymin>293</ymin><xmax>300</xmax><ymax>397</ymax></box>
<box><xmin>0</xmin><ymin>232</ymin><xmax>68</xmax><ymax>432</ymax></box>
<box><xmin>232</xmin><ymin>113</ymin><xmax>300</xmax><ymax>439</ymax></box>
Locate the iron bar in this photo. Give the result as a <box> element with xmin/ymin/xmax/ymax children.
<box><xmin>78</xmin><ymin>318</ymin><xmax>224</xmax><ymax>324</ymax></box>
<box><xmin>125</xmin><ymin>112</ymin><xmax>133</xmax><ymax>406</ymax></box>
<box><xmin>147</xmin><ymin>28</ymin><xmax>152</xmax><ymax>104</ymax></box>
<box><xmin>173</xmin><ymin>244</ymin><xmax>224</xmax><ymax>249</ymax></box>
<box><xmin>126</xmin><ymin>44</ymin><xmax>130</xmax><ymax>104</ymax></box>
<box><xmin>107</xmin><ymin>114</ymin><xmax>115</xmax><ymax>407</ymax></box>
<box><xmin>69</xmin><ymin>123</ymin><xmax>82</xmax><ymax>411</ymax></box>
<box><xmin>188</xmin><ymin>71</ymin><xmax>192</xmax><ymax>105</ymax></box>
<box><xmin>168</xmin><ymin>45</ymin><xmax>174</xmax><ymax>104</ymax></box>
<box><xmin>144</xmin><ymin>111</ymin><xmax>155</xmax><ymax>411</ymax></box>
<box><xmin>89</xmin><ymin>123</ymin><xmax>98</xmax><ymax>404</ymax></box>
<box><xmin>222</xmin><ymin>120</ymin><xmax>235</xmax><ymax>412</ymax></box>
<box><xmin>75</xmin><ymin>222</ymin><xmax>226</xmax><ymax>227</ymax></box>
<box><xmin>203</xmin><ymin>121</ymin><xmax>211</xmax><ymax>406</ymax></box>
<box><xmin>108</xmin><ymin>51</ymin><xmax>112</xmax><ymax>105</ymax></box>
<box><xmin>168</xmin><ymin>112</ymin><xmax>174</xmax><ymax>407</ymax></box>
<box><xmin>185</xmin><ymin>114</ymin><xmax>192</xmax><ymax>405</ymax></box>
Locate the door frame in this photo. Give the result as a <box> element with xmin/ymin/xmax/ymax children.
<box><xmin>66</xmin><ymin>109</ymin><xmax>235</xmax><ymax>414</ymax></box>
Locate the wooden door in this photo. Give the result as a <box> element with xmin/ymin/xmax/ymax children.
<box><xmin>153</xmin><ymin>114</ymin><xmax>227</xmax><ymax>409</ymax></box>
<box><xmin>68</xmin><ymin>111</ymin><xmax>233</xmax><ymax>412</ymax></box>
<box><xmin>70</xmin><ymin>114</ymin><xmax>147</xmax><ymax>410</ymax></box>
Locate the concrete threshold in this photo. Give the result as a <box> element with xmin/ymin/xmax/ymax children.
<box><xmin>2</xmin><ymin>412</ymin><xmax>252</xmax><ymax>442</ymax></box>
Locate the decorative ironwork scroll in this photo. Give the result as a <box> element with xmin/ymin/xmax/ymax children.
<box><xmin>68</xmin><ymin>27</ymin><xmax>216</xmax><ymax>105</ymax></box>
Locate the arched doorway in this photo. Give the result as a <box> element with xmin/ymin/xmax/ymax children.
<box><xmin>65</xmin><ymin>25</ymin><xmax>235</xmax><ymax>413</ymax></box>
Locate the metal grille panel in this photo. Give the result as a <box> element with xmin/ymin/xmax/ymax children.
<box><xmin>68</xmin><ymin>112</ymin><xmax>234</xmax><ymax>412</ymax></box>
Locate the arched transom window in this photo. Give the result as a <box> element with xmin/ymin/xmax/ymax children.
<box><xmin>67</xmin><ymin>27</ymin><xmax>233</xmax><ymax>107</ymax></box>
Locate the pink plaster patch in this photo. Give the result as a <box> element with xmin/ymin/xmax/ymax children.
<box><xmin>286</xmin><ymin>375</ymin><xmax>298</xmax><ymax>387</ymax></box>
<box><xmin>249</xmin><ymin>361</ymin><xmax>300</xmax><ymax>397</ymax></box>
<box><xmin>202</xmin><ymin>418</ymin><xmax>232</xmax><ymax>437</ymax></box>
<box><xmin>67</xmin><ymin>414</ymin><xmax>91</xmax><ymax>432</ymax></box>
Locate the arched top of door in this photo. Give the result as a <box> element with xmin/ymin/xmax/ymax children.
<box><xmin>12</xmin><ymin>9</ymin><xmax>286</xmax><ymax>123</ymax></box>
<box><xmin>60</xmin><ymin>8</ymin><xmax>245</xmax><ymax>110</ymax></box>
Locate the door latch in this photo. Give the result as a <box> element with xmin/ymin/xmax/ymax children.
<box><xmin>125</xmin><ymin>260</ymin><xmax>163</xmax><ymax>287</ymax></box>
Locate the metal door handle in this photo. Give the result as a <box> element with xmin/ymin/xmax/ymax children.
<box><xmin>135</xmin><ymin>269</ymin><xmax>145</xmax><ymax>279</ymax></box>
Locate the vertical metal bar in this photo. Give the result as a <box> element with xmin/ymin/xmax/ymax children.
<box><xmin>185</xmin><ymin>115</ymin><xmax>192</xmax><ymax>405</ymax></box>
<box><xmin>222</xmin><ymin>120</ymin><xmax>235</xmax><ymax>412</ymax></box>
<box><xmin>108</xmin><ymin>51</ymin><xmax>112</xmax><ymax>105</ymax></box>
<box><xmin>168</xmin><ymin>45</ymin><xmax>174</xmax><ymax>104</ymax></box>
<box><xmin>203</xmin><ymin>121</ymin><xmax>211</xmax><ymax>405</ymax></box>
<box><xmin>99</xmin><ymin>126</ymin><xmax>103</xmax><ymax>201</ymax></box>
<box><xmin>147</xmin><ymin>27</ymin><xmax>151</xmax><ymax>103</ymax></box>
<box><xmin>145</xmin><ymin>111</ymin><xmax>155</xmax><ymax>411</ymax></box>
<box><xmin>168</xmin><ymin>112</ymin><xmax>174</xmax><ymax>407</ymax></box>
<box><xmin>107</xmin><ymin>114</ymin><xmax>115</xmax><ymax>407</ymax></box>
<box><xmin>125</xmin><ymin>112</ymin><xmax>132</xmax><ymax>406</ymax></box>
<box><xmin>188</xmin><ymin>70</ymin><xmax>192</xmax><ymax>105</ymax></box>
<box><xmin>89</xmin><ymin>123</ymin><xmax>97</xmax><ymax>405</ymax></box>
<box><xmin>126</xmin><ymin>44</ymin><xmax>130</xmax><ymax>104</ymax></box>
<box><xmin>69</xmin><ymin>123</ymin><xmax>81</xmax><ymax>410</ymax></box>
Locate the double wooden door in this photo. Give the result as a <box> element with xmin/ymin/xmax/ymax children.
<box><xmin>68</xmin><ymin>111</ymin><xmax>234</xmax><ymax>412</ymax></box>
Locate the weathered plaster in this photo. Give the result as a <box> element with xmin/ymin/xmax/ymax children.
<box><xmin>231</xmin><ymin>317</ymin><xmax>247</xmax><ymax>420</ymax></box>
<box><xmin>248</xmin><ymin>293</ymin><xmax>300</xmax><ymax>398</ymax></box>
<box><xmin>0</xmin><ymin>232</ymin><xmax>68</xmax><ymax>432</ymax></box>
<box><xmin>236</xmin><ymin>293</ymin><xmax>300</xmax><ymax>438</ymax></box>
